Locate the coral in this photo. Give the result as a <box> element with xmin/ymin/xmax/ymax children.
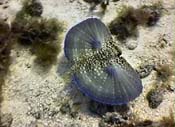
<box><xmin>146</xmin><ymin>88</ymin><xmax>163</xmax><ymax>109</ymax></box>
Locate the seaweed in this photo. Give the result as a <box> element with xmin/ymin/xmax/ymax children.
<box><xmin>109</xmin><ymin>3</ymin><xmax>162</xmax><ymax>41</ymax></box>
<box><xmin>13</xmin><ymin>18</ymin><xmax>64</xmax><ymax>66</ymax></box>
<box><xmin>83</xmin><ymin>0</ymin><xmax>102</xmax><ymax>4</ymax></box>
<box><xmin>11</xmin><ymin>0</ymin><xmax>64</xmax><ymax>68</ymax></box>
<box><xmin>24</xmin><ymin>0</ymin><xmax>43</xmax><ymax>17</ymax></box>
<box><xmin>0</xmin><ymin>20</ymin><xmax>12</xmax><ymax>105</ymax></box>
<box><xmin>154</xmin><ymin>63</ymin><xmax>174</xmax><ymax>91</ymax></box>
<box><xmin>141</xmin><ymin>2</ymin><xmax>163</xmax><ymax>26</ymax></box>
<box><xmin>109</xmin><ymin>6</ymin><xmax>138</xmax><ymax>41</ymax></box>
<box><xmin>155</xmin><ymin>64</ymin><xmax>173</xmax><ymax>82</ymax></box>
<box><xmin>84</xmin><ymin>0</ymin><xmax>109</xmax><ymax>11</ymax></box>
<box><xmin>15</xmin><ymin>0</ymin><xmax>43</xmax><ymax>21</ymax></box>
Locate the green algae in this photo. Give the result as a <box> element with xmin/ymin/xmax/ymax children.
<box><xmin>12</xmin><ymin>0</ymin><xmax>64</xmax><ymax>68</ymax></box>
<box><xmin>109</xmin><ymin>3</ymin><xmax>163</xmax><ymax>41</ymax></box>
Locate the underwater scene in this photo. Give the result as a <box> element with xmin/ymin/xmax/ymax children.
<box><xmin>0</xmin><ymin>0</ymin><xmax>175</xmax><ymax>127</ymax></box>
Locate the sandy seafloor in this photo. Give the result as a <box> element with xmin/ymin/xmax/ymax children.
<box><xmin>0</xmin><ymin>0</ymin><xmax>175</xmax><ymax>127</ymax></box>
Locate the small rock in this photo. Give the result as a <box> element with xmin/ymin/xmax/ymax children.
<box><xmin>146</xmin><ymin>89</ymin><xmax>163</xmax><ymax>109</ymax></box>
<box><xmin>126</xmin><ymin>41</ymin><xmax>138</xmax><ymax>50</ymax></box>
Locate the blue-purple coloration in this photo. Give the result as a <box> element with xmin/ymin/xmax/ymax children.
<box><xmin>64</xmin><ymin>18</ymin><xmax>143</xmax><ymax>105</ymax></box>
<box><xmin>64</xmin><ymin>18</ymin><xmax>111</xmax><ymax>61</ymax></box>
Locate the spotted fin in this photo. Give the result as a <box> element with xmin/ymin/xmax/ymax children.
<box><xmin>72</xmin><ymin>57</ymin><xmax>142</xmax><ymax>105</ymax></box>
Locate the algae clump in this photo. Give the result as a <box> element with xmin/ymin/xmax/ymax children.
<box><xmin>12</xmin><ymin>0</ymin><xmax>64</xmax><ymax>67</ymax></box>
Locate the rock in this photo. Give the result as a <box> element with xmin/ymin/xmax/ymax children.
<box><xmin>146</xmin><ymin>89</ymin><xmax>163</xmax><ymax>109</ymax></box>
<box><xmin>126</xmin><ymin>40</ymin><xmax>138</xmax><ymax>50</ymax></box>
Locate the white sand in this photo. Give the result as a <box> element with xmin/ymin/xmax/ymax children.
<box><xmin>0</xmin><ymin>0</ymin><xmax>175</xmax><ymax>126</ymax></box>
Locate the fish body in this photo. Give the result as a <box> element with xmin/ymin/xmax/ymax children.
<box><xmin>64</xmin><ymin>18</ymin><xmax>142</xmax><ymax>105</ymax></box>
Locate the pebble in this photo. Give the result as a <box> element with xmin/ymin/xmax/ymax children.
<box><xmin>146</xmin><ymin>89</ymin><xmax>163</xmax><ymax>109</ymax></box>
<box><xmin>126</xmin><ymin>41</ymin><xmax>138</xmax><ymax>50</ymax></box>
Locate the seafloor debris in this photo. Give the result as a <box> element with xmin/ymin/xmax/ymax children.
<box><xmin>99</xmin><ymin>112</ymin><xmax>131</xmax><ymax>127</ymax></box>
<box><xmin>109</xmin><ymin>3</ymin><xmax>162</xmax><ymax>41</ymax></box>
<box><xmin>83</xmin><ymin>0</ymin><xmax>109</xmax><ymax>5</ymax></box>
<box><xmin>146</xmin><ymin>88</ymin><xmax>163</xmax><ymax>109</ymax></box>
<box><xmin>60</xmin><ymin>101</ymin><xmax>79</xmax><ymax>118</ymax></box>
<box><xmin>137</xmin><ymin>64</ymin><xmax>155</xmax><ymax>79</ymax></box>
<box><xmin>0</xmin><ymin>113</ymin><xmax>13</xmax><ymax>127</ymax></box>
<box><xmin>84</xmin><ymin>0</ymin><xmax>109</xmax><ymax>11</ymax></box>
<box><xmin>64</xmin><ymin>18</ymin><xmax>142</xmax><ymax>105</ymax></box>
<box><xmin>145</xmin><ymin>63</ymin><xmax>174</xmax><ymax>108</ymax></box>
<box><xmin>155</xmin><ymin>63</ymin><xmax>173</xmax><ymax>82</ymax></box>
<box><xmin>152</xmin><ymin>63</ymin><xmax>174</xmax><ymax>91</ymax></box>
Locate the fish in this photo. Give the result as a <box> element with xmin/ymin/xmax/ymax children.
<box><xmin>64</xmin><ymin>18</ymin><xmax>142</xmax><ymax>105</ymax></box>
